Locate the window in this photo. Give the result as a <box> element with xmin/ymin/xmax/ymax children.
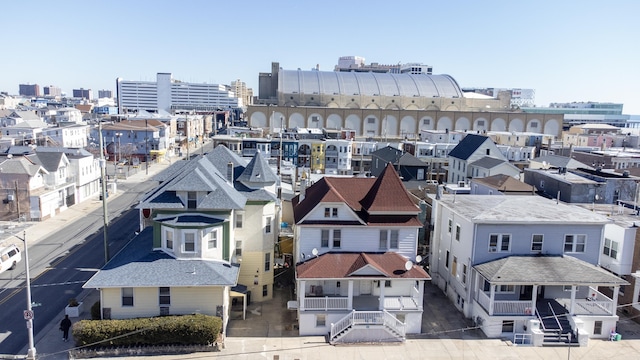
<box><xmin>332</xmin><ymin>208</ymin><xmax>338</xmax><ymax>217</ymax></box>
<box><xmin>235</xmin><ymin>212</ymin><xmax>243</xmax><ymax>228</ymax></box>
<box><xmin>423</xmin><ymin>119</ymin><xmax>430</xmax><ymax>125</ymax></box>
<box><xmin>385</xmin><ymin>280</ymin><xmax>391</xmax><ymax>287</ymax></box>
<box><xmin>320</xmin><ymin>229</ymin><xmax>330</xmax><ymax>248</ymax></box>
<box><xmin>263</xmin><ymin>284</ymin><xmax>268</xmax><ymax>297</ymax></box>
<box><xmin>462</xmin><ymin>264</ymin><xmax>467</xmax><ymax>284</ymax></box>
<box><xmin>445</xmin><ymin>250</ymin><xmax>450</xmax><ymax>269</ymax></box>
<box><xmin>264</xmin><ymin>252</ymin><xmax>271</xmax><ymax>271</ymax></box>
<box><xmin>316</xmin><ymin>314</ymin><xmax>326</xmax><ymax>327</ymax></box>
<box><xmin>594</xmin><ymin>321</ymin><xmax>603</xmax><ymax>335</ymax></box>
<box><xmin>486</xmin><ymin>149</ymin><xmax>490</xmax><ymax>155</ymax></box>
<box><xmin>208</xmin><ymin>229</ymin><xmax>218</xmax><ymax>249</ymax></box>
<box><xmin>531</xmin><ymin>234</ymin><xmax>544</xmax><ymax>252</ymax></box>
<box><xmin>603</xmin><ymin>238</ymin><xmax>619</xmax><ymax>259</ymax></box>
<box><xmin>235</xmin><ymin>240</ymin><xmax>242</xmax><ymax>257</ymax></box>
<box><xmin>265</xmin><ymin>216</ymin><xmax>272</xmax><ymax>233</ymax></box>
<box><xmin>379</xmin><ymin>230</ymin><xmax>388</xmax><ymax>250</ymax></box>
<box><xmin>324</xmin><ymin>207</ymin><xmax>338</xmax><ymax>218</ymax></box>
<box><xmin>448</xmin><ymin>219</ymin><xmax>452</xmax><ymax>233</ymax></box>
<box><xmin>564</xmin><ymin>234</ymin><xmax>586</xmax><ymax>253</ymax></box>
<box><xmin>122</xmin><ymin>288</ymin><xmax>134</xmax><ymax>306</ymax></box>
<box><xmin>452</xmin><ymin>256</ymin><xmax>458</xmax><ymax>277</ymax></box>
<box><xmin>159</xmin><ymin>287</ymin><xmax>170</xmax><ymax>305</ymax></box>
<box><xmin>496</xmin><ymin>285</ymin><xmax>515</xmax><ymax>293</ymax></box>
<box><xmin>367</xmin><ymin>117</ymin><xmax>375</xmax><ymax>124</ymax></box>
<box><xmin>324</xmin><ymin>208</ymin><xmax>330</xmax><ymax>217</ymax></box>
<box><xmin>187</xmin><ymin>191</ymin><xmax>197</xmax><ymax>209</ymax></box>
<box><xmin>563</xmin><ymin>285</ymin><xmax>579</xmax><ymax>292</ymax></box>
<box><xmin>502</xmin><ymin>320</ymin><xmax>514</xmax><ymax>333</ymax></box>
<box><xmin>489</xmin><ymin>234</ymin><xmax>511</xmax><ymax>252</ymax></box>
<box><xmin>165</xmin><ymin>229</ymin><xmax>173</xmax><ymax>250</ymax></box>
<box><xmin>183</xmin><ymin>233</ymin><xmax>195</xmax><ymax>252</ymax></box>
<box><xmin>333</xmin><ymin>229</ymin><xmax>341</xmax><ymax>248</ymax></box>
<box><xmin>455</xmin><ymin>225</ymin><xmax>461</xmax><ymax>241</ymax></box>
<box><xmin>390</xmin><ymin>230</ymin><xmax>399</xmax><ymax>248</ymax></box>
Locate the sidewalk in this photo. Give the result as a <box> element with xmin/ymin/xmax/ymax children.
<box><xmin>14</xmin><ymin>160</ymin><xmax>172</xmax><ymax>360</ymax></box>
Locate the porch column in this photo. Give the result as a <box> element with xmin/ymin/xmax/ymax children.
<box><xmin>300</xmin><ymin>280</ymin><xmax>306</xmax><ymax>311</ymax></box>
<box><xmin>489</xmin><ymin>284</ymin><xmax>495</xmax><ymax>316</ymax></box>
<box><xmin>418</xmin><ymin>281</ymin><xmax>425</xmax><ymax>307</ymax></box>
<box><xmin>347</xmin><ymin>281</ymin><xmax>354</xmax><ymax>309</ymax></box>
<box><xmin>569</xmin><ymin>285</ymin><xmax>576</xmax><ymax>315</ymax></box>
<box><xmin>612</xmin><ymin>286</ymin><xmax>620</xmax><ymax>315</ymax></box>
<box><xmin>531</xmin><ymin>285</ymin><xmax>538</xmax><ymax>315</ymax></box>
<box><xmin>379</xmin><ymin>281</ymin><xmax>385</xmax><ymax>310</ymax></box>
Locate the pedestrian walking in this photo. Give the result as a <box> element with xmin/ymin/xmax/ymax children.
<box><xmin>60</xmin><ymin>314</ymin><xmax>72</xmax><ymax>342</ymax></box>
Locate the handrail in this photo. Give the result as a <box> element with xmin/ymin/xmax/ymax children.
<box><xmin>330</xmin><ymin>310</ymin><xmax>355</xmax><ymax>340</ymax></box>
<box><xmin>548</xmin><ymin>302</ymin><xmax>563</xmax><ymax>332</ymax></box>
<box><xmin>535</xmin><ymin>308</ymin><xmax>547</xmax><ymax>331</ymax></box>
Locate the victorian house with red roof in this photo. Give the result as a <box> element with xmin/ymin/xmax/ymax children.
<box><xmin>292</xmin><ymin>163</ymin><xmax>430</xmax><ymax>344</ymax></box>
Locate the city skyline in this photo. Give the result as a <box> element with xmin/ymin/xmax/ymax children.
<box><xmin>2</xmin><ymin>1</ymin><xmax>639</xmax><ymax>115</ymax></box>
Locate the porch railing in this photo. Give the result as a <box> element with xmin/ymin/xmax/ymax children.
<box><xmin>304</xmin><ymin>296</ymin><xmax>349</xmax><ymax>311</ymax></box>
<box><xmin>330</xmin><ymin>310</ymin><xmax>405</xmax><ymax>342</ymax></box>
<box><xmin>477</xmin><ymin>291</ymin><xmax>533</xmax><ymax>315</ymax></box>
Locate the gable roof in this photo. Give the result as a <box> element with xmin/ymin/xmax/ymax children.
<box><xmin>532</xmin><ymin>155</ymin><xmax>591</xmax><ymax>170</ymax></box>
<box><xmin>448</xmin><ymin>134</ymin><xmax>490</xmax><ymax>160</ymax></box>
<box><xmin>469</xmin><ymin>156</ymin><xmax>507</xmax><ymax>169</ymax></box>
<box><xmin>0</xmin><ymin>157</ymin><xmax>47</xmax><ymax>176</ymax></box>
<box><xmin>294</xmin><ymin>163</ymin><xmax>420</xmax><ymax>224</ymax></box>
<box><xmin>83</xmin><ymin>228</ymin><xmax>239</xmax><ymax>288</ymax></box>
<box><xmin>236</xmin><ymin>151</ymin><xmax>278</xmax><ymax>186</ymax></box>
<box><xmin>371</xmin><ymin>146</ymin><xmax>403</xmax><ymax>163</ymax></box>
<box><xmin>471</xmin><ymin>174</ymin><xmax>535</xmax><ymax>193</ymax></box>
<box><xmin>474</xmin><ymin>255</ymin><xmax>628</xmax><ymax>285</ymax></box>
<box><xmin>296</xmin><ymin>252</ymin><xmax>430</xmax><ymax>280</ymax></box>
<box><xmin>27</xmin><ymin>151</ymin><xmax>68</xmax><ymax>172</ymax></box>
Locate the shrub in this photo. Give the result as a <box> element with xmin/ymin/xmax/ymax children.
<box><xmin>68</xmin><ymin>298</ymin><xmax>79</xmax><ymax>307</ymax></box>
<box><xmin>73</xmin><ymin>314</ymin><xmax>222</xmax><ymax>347</ymax></box>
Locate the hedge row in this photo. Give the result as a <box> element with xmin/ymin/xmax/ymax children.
<box><xmin>72</xmin><ymin>314</ymin><xmax>222</xmax><ymax>347</ymax></box>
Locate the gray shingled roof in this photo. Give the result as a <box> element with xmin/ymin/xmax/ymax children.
<box><xmin>470</xmin><ymin>156</ymin><xmax>506</xmax><ymax>169</ymax></box>
<box><xmin>237</xmin><ymin>151</ymin><xmax>278</xmax><ymax>186</ymax></box>
<box><xmin>448</xmin><ymin>134</ymin><xmax>490</xmax><ymax>160</ymax></box>
<box><xmin>474</xmin><ymin>255</ymin><xmax>628</xmax><ymax>285</ymax></box>
<box><xmin>204</xmin><ymin>145</ymin><xmax>247</xmax><ymax>174</ymax></box>
<box><xmin>0</xmin><ymin>157</ymin><xmax>46</xmax><ymax>176</ymax></box>
<box><xmin>27</xmin><ymin>152</ymin><xmax>67</xmax><ymax>172</ymax></box>
<box><xmin>83</xmin><ymin>228</ymin><xmax>239</xmax><ymax>288</ymax></box>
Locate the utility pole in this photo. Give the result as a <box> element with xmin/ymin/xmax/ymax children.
<box><xmin>145</xmin><ymin>119</ymin><xmax>149</xmax><ymax>175</ymax></box>
<box><xmin>15</xmin><ymin>181</ymin><xmax>20</xmax><ymax>221</ymax></box>
<box><xmin>15</xmin><ymin>186</ymin><xmax>35</xmax><ymax>359</ymax></box>
<box><xmin>99</xmin><ymin>122</ymin><xmax>110</xmax><ymax>263</ymax></box>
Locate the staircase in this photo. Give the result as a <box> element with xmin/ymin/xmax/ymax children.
<box><xmin>536</xmin><ymin>299</ymin><xmax>578</xmax><ymax>346</ymax></box>
<box><xmin>329</xmin><ymin>310</ymin><xmax>405</xmax><ymax>344</ymax></box>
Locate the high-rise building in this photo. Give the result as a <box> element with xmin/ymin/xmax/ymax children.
<box><xmin>43</xmin><ymin>85</ymin><xmax>62</xmax><ymax>97</ymax></box>
<box><xmin>230</xmin><ymin>79</ymin><xmax>253</xmax><ymax>108</ymax></box>
<box><xmin>73</xmin><ymin>88</ymin><xmax>93</xmax><ymax>99</ymax></box>
<box><xmin>98</xmin><ymin>89</ymin><xmax>113</xmax><ymax>98</ymax></box>
<box><xmin>116</xmin><ymin>73</ymin><xmax>240</xmax><ymax>113</ymax></box>
<box><xmin>19</xmin><ymin>84</ymin><xmax>40</xmax><ymax>97</ymax></box>
<box><xmin>334</xmin><ymin>56</ymin><xmax>433</xmax><ymax>74</ymax></box>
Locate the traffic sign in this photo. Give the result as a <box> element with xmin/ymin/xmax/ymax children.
<box><xmin>23</xmin><ymin>310</ymin><xmax>34</xmax><ymax>320</ymax></box>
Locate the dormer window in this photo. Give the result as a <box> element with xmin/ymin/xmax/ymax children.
<box><xmin>183</xmin><ymin>233</ymin><xmax>196</xmax><ymax>252</ymax></box>
<box><xmin>208</xmin><ymin>229</ymin><xmax>218</xmax><ymax>249</ymax></box>
<box><xmin>187</xmin><ymin>192</ymin><xmax>197</xmax><ymax>209</ymax></box>
<box><xmin>165</xmin><ymin>229</ymin><xmax>174</xmax><ymax>250</ymax></box>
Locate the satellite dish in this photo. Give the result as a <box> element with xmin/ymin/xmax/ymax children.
<box><xmin>595</xmin><ymin>195</ymin><xmax>600</xmax><ymax>201</ymax></box>
<box><xmin>415</xmin><ymin>255</ymin><xmax>422</xmax><ymax>263</ymax></box>
<box><xmin>418</xmin><ymin>185</ymin><xmax>423</xmax><ymax>191</ymax></box>
<box><xmin>312</xmin><ymin>248</ymin><xmax>318</xmax><ymax>256</ymax></box>
<box><xmin>542</xmin><ymin>161</ymin><xmax>549</xmax><ymax>170</ymax></box>
<box><xmin>404</xmin><ymin>260</ymin><xmax>413</xmax><ymax>271</ymax></box>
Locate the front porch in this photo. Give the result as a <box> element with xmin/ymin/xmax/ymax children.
<box><xmin>299</xmin><ymin>279</ymin><xmax>423</xmax><ymax>312</ymax></box>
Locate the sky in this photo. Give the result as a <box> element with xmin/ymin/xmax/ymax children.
<box><xmin>2</xmin><ymin>1</ymin><xmax>639</xmax><ymax>115</ymax></box>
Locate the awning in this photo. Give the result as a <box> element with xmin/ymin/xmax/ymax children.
<box><xmin>230</xmin><ymin>284</ymin><xmax>248</xmax><ymax>320</ymax></box>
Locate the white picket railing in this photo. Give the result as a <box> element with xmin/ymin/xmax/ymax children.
<box><xmin>304</xmin><ymin>296</ymin><xmax>349</xmax><ymax>311</ymax></box>
<box><xmin>330</xmin><ymin>310</ymin><xmax>405</xmax><ymax>343</ymax></box>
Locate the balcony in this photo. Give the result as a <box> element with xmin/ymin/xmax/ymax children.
<box><xmin>477</xmin><ymin>290</ymin><xmax>533</xmax><ymax>316</ymax></box>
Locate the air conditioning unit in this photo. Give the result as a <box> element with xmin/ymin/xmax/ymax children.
<box><xmin>489</xmin><ymin>246</ymin><xmax>497</xmax><ymax>253</ymax></box>
<box><xmin>7</xmin><ymin>194</ymin><xmax>14</xmax><ymax>201</ymax></box>
<box><xmin>458</xmin><ymin>181</ymin><xmax>466</xmax><ymax>187</ymax></box>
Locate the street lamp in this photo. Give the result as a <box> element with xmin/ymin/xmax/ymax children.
<box><xmin>14</xmin><ymin>231</ymin><xmax>36</xmax><ymax>359</ymax></box>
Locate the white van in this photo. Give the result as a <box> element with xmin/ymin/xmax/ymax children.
<box><xmin>0</xmin><ymin>244</ymin><xmax>21</xmax><ymax>273</ymax></box>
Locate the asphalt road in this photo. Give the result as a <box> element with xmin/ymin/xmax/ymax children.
<box><xmin>0</xmin><ymin>177</ymin><xmax>159</xmax><ymax>355</ymax></box>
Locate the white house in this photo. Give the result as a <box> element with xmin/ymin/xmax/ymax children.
<box><xmin>429</xmin><ymin>194</ymin><xmax>628</xmax><ymax>346</ymax></box>
<box><xmin>292</xmin><ymin>164</ymin><xmax>430</xmax><ymax>343</ymax></box>
<box><xmin>447</xmin><ymin>134</ymin><xmax>508</xmax><ymax>184</ymax></box>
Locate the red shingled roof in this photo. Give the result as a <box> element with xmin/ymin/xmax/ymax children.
<box><xmin>296</xmin><ymin>252</ymin><xmax>430</xmax><ymax>280</ymax></box>
<box><xmin>293</xmin><ymin>163</ymin><xmax>419</xmax><ymax>224</ymax></box>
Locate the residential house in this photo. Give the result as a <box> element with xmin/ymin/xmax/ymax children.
<box><xmin>370</xmin><ymin>146</ymin><xmax>429</xmax><ymax>181</ymax></box>
<box><xmin>26</xmin><ymin>150</ymin><xmax>76</xmax><ymax>214</ymax></box>
<box><xmin>0</xmin><ymin>157</ymin><xmax>48</xmax><ymax>221</ymax></box>
<box><xmin>324</xmin><ymin>139</ymin><xmax>352</xmax><ymax>175</ymax></box>
<box><xmin>40</xmin><ymin>124</ymin><xmax>89</xmax><ymax>148</ymax></box>
<box><xmin>292</xmin><ymin>164</ymin><xmax>430</xmax><ymax>343</ymax></box>
<box><xmin>429</xmin><ymin>194</ymin><xmax>628</xmax><ymax>345</ymax></box>
<box><xmin>447</xmin><ymin>134</ymin><xmax>508</xmax><ymax>184</ymax></box>
<box><xmin>36</xmin><ymin>147</ymin><xmax>101</xmax><ymax>203</ymax></box>
<box><xmin>469</xmin><ymin>174</ymin><xmax>536</xmax><ymax>195</ymax></box>
<box><xmin>468</xmin><ymin>157</ymin><xmax>520</xmax><ymax>180</ymax></box>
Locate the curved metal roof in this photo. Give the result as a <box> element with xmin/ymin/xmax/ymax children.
<box><xmin>280</xmin><ymin>70</ymin><xmax>463</xmax><ymax>98</ymax></box>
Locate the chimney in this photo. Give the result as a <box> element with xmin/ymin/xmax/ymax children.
<box><xmin>226</xmin><ymin>162</ymin><xmax>234</xmax><ymax>183</ymax></box>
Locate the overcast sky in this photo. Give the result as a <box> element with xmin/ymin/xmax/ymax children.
<box><xmin>2</xmin><ymin>0</ymin><xmax>638</xmax><ymax>114</ymax></box>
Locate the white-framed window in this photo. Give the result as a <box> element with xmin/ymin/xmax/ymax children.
<box><xmin>235</xmin><ymin>212</ymin><xmax>243</xmax><ymax>228</ymax></box>
<box><xmin>452</xmin><ymin>256</ymin><xmax>458</xmax><ymax>277</ymax></box>
<box><xmin>333</xmin><ymin>229</ymin><xmax>341</xmax><ymax>248</ymax></box>
<box><xmin>324</xmin><ymin>207</ymin><xmax>338</xmax><ymax>218</ymax></box>
<box><xmin>603</xmin><ymin>238</ymin><xmax>619</xmax><ymax>259</ymax></box>
<box><xmin>187</xmin><ymin>191</ymin><xmax>197</xmax><ymax>209</ymax></box>
<box><xmin>462</xmin><ymin>264</ymin><xmax>467</xmax><ymax>284</ymax></box>
<box><xmin>159</xmin><ymin>287</ymin><xmax>170</xmax><ymax>305</ymax></box>
<box><xmin>165</xmin><ymin>228</ymin><xmax>174</xmax><ymax>250</ymax></box>
<box><xmin>378</xmin><ymin>229</ymin><xmax>399</xmax><ymax>249</ymax></box>
<box><xmin>235</xmin><ymin>240</ymin><xmax>242</xmax><ymax>258</ymax></box>
<box><xmin>445</xmin><ymin>250</ymin><xmax>450</xmax><ymax>269</ymax></box>
<box><xmin>122</xmin><ymin>287</ymin><xmax>134</xmax><ymax>306</ymax></box>
<box><xmin>455</xmin><ymin>225</ymin><xmax>461</xmax><ymax>241</ymax></box>
<box><xmin>379</xmin><ymin>230</ymin><xmax>388</xmax><ymax>250</ymax></box>
<box><xmin>489</xmin><ymin>234</ymin><xmax>511</xmax><ymax>252</ymax></box>
<box><xmin>265</xmin><ymin>216</ymin><xmax>272</xmax><ymax>233</ymax></box>
<box><xmin>448</xmin><ymin>219</ymin><xmax>452</xmax><ymax>233</ymax></box>
<box><xmin>208</xmin><ymin>229</ymin><xmax>218</xmax><ymax>249</ymax></box>
<box><xmin>264</xmin><ymin>252</ymin><xmax>271</xmax><ymax>272</ymax></box>
<box><xmin>316</xmin><ymin>314</ymin><xmax>326</xmax><ymax>327</ymax></box>
<box><xmin>183</xmin><ymin>232</ymin><xmax>196</xmax><ymax>252</ymax></box>
<box><xmin>390</xmin><ymin>230</ymin><xmax>399</xmax><ymax>248</ymax></box>
<box><xmin>321</xmin><ymin>229</ymin><xmax>329</xmax><ymax>248</ymax></box>
<box><xmin>531</xmin><ymin>234</ymin><xmax>544</xmax><ymax>252</ymax></box>
<box><xmin>564</xmin><ymin>234</ymin><xmax>586</xmax><ymax>253</ymax></box>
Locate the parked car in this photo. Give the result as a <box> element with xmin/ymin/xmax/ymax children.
<box><xmin>0</xmin><ymin>244</ymin><xmax>21</xmax><ymax>273</ymax></box>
